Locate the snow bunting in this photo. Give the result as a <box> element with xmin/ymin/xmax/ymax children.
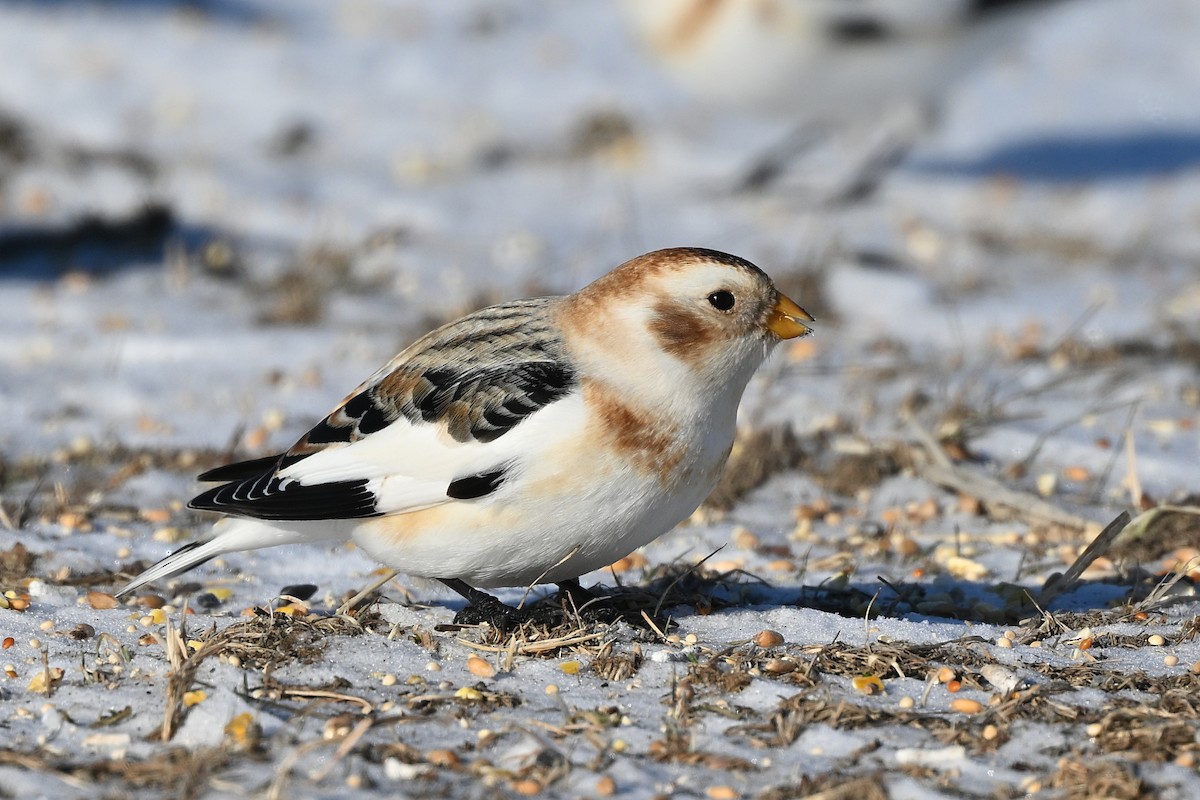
<box><xmin>620</xmin><ymin>0</ymin><xmax>1065</xmax><ymax>191</ymax></box>
<box><xmin>118</xmin><ymin>248</ymin><xmax>813</xmax><ymax>624</ymax></box>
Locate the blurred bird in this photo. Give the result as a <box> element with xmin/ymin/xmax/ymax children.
<box><xmin>620</xmin><ymin>0</ymin><xmax>1066</xmax><ymax>195</ymax></box>
<box><xmin>118</xmin><ymin>247</ymin><xmax>813</xmax><ymax>628</ymax></box>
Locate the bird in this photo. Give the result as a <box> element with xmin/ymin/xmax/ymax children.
<box><xmin>117</xmin><ymin>247</ymin><xmax>814</xmax><ymax>628</ymax></box>
<box><xmin>619</xmin><ymin>0</ymin><xmax>1067</xmax><ymax>193</ymax></box>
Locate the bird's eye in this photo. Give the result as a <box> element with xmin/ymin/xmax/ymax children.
<box><xmin>707</xmin><ymin>290</ymin><xmax>735</xmax><ymax>311</ymax></box>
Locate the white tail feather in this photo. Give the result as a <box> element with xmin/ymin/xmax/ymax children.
<box><xmin>117</xmin><ymin>518</ymin><xmax>344</xmax><ymax>597</ymax></box>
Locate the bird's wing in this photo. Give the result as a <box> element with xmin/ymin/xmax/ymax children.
<box><xmin>190</xmin><ymin>297</ymin><xmax>578</xmax><ymax>521</ymax></box>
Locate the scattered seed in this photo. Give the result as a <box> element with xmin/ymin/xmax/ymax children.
<box><xmin>1086</xmin><ymin>722</ymin><xmax>1104</xmax><ymax>737</ymax></box>
<box><xmin>512</xmin><ymin>779</ymin><xmax>542</xmax><ymax>796</ymax></box>
<box><xmin>466</xmin><ymin>655</ymin><xmax>496</xmax><ymax>679</ymax></box>
<box><xmin>545</xmin><ymin>684</ymin><xmax>559</xmax><ymax>696</ymax></box>
<box><xmin>426</xmin><ymin>661</ymin><xmax>442</xmax><ymax>672</ymax></box>
<box><xmin>1062</xmin><ymin>465</ymin><xmax>1090</xmax><ymax>482</ymax></box>
<box><xmin>596</xmin><ymin>775</ymin><xmax>616</xmax><ymax>796</ymax></box>
<box><xmin>1</xmin><ymin>638</ymin><xmax>12</xmax><ymax>650</ymax></box>
<box><xmin>182</xmin><ymin>690</ymin><xmax>206</xmax><ymax>707</ymax></box>
<box><xmin>224</xmin><ymin>713</ymin><xmax>260</xmax><ymax>749</ymax></box>
<box><xmin>981</xmin><ymin>665</ymin><xmax>1019</xmax><ymax>694</ymax></box>
<box><xmin>852</xmin><ymin>675</ymin><xmax>884</xmax><ymax>695</ymax></box>
<box><xmin>381</xmin><ymin>673</ymin><xmax>398</xmax><ymax>686</ymax></box>
<box><xmin>1148</xmin><ymin>634</ymin><xmax>1167</xmax><ymax>646</ymax></box>
<box><xmin>996</xmin><ymin>637</ymin><xmax>1012</xmax><ymax>648</ymax></box>
<box><xmin>324</xmin><ymin>714</ymin><xmax>354</xmax><ymax>739</ymax></box>
<box><xmin>706</xmin><ymin>786</ymin><xmax>738</xmax><ymax>800</ymax></box>
<box><xmin>1164</xmin><ymin>655</ymin><xmax>1179</xmax><ymax>667</ymax></box>
<box><xmin>898</xmin><ymin>696</ymin><xmax>915</xmax><ymax>709</ymax></box>
<box><xmin>560</xmin><ymin>660</ymin><xmax>581</xmax><ymax>675</ymax></box>
<box><xmin>949</xmin><ymin>698</ymin><xmax>985</xmax><ymax>714</ymax></box>
<box><xmin>425</xmin><ymin>749</ymin><xmax>459</xmax><ymax>767</ymax></box>
<box><xmin>982</xmin><ymin>724</ymin><xmax>999</xmax><ymax>741</ymax></box>
<box><xmin>86</xmin><ymin>591</ymin><xmax>117</xmax><ymax>610</ymax></box>
<box><xmin>754</xmin><ymin>629</ymin><xmax>784</xmax><ymax>648</ymax></box>
<box><xmin>946</xmin><ymin>680</ymin><xmax>962</xmax><ymax>693</ymax></box>
<box><xmin>936</xmin><ymin>666</ymin><xmax>956</xmax><ymax>684</ymax></box>
<box><xmin>762</xmin><ymin>658</ymin><xmax>796</xmax><ymax>675</ymax></box>
<box><xmin>141</xmin><ymin>507</ymin><xmax>172</xmax><ymax>524</ymax></box>
<box><xmin>732</xmin><ymin>526</ymin><xmax>759</xmax><ymax>550</ymax></box>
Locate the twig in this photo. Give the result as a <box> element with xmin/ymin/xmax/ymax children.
<box><xmin>276</xmin><ymin>687</ymin><xmax>375</xmax><ymax>714</ymax></box>
<box><xmin>309</xmin><ymin>716</ymin><xmax>374</xmax><ymax>783</ymax></box>
<box><xmin>653</xmin><ymin>545</ymin><xmax>725</xmax><ymax>619</ymax></box>
<box><xmin>517</xmin><ymin>544</ymin><xmax>581</xmax><ymax>610</ymax></box>
<box><xmin>1039</xmin><ymin>511</ymin><xmax>1132</xmax><ymax>605</ymax></box>
<box><xmin>905</xmin><ymin>414</ymin><xmax>1096</xmax><ymax>531</ymax></box>
<box><xmin>337</xmin><ymin>569</ymin><xmax>399</xmax><ymax>616</ymax></box>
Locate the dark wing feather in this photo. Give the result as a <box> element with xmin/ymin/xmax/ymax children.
<box><xmin>197</xmin><ymin>454</ymin><xmax>285</xmax><ymax>482</ymax></box>
<box><xmin>189</xmin><ymin>473</ymin><xmax>379</xmax><ymax>520</ymax></box>
<box><xmin>278</xmin><ymin>296</ymin><xmax>574</xmax><ymax>469</ymax></box>
<box><xmin>188</xmin><ymin>297</ymin><xmax>573</xmax><ymax>522</ymax></box>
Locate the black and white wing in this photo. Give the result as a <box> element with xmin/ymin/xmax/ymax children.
<box><xmin>189</xmin><ymin>297</ymin><xmax>578</xmax><ymax>521</ymax></box>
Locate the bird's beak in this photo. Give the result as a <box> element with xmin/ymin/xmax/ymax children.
<box><xmin>766</xmin><ymin>293</ymin><xmax>815</xmax><ymax>339</ymax></box>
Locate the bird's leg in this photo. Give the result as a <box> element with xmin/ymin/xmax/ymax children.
<box><xmin>438</xmin><ymin>578</ymin><xmax>555</xmax><ymax>632</ymax></box>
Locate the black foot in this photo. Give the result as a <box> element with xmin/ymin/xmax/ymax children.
<box><xmin>439</xmin><ymin>578</ymin><xmax>559</xmax><ymax>633</ymax></box>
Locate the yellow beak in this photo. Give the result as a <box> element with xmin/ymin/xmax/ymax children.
<box><xmin>766</xmin><ymin>293</ymin><xmax>815</xmax><ymax>339</ymax></box>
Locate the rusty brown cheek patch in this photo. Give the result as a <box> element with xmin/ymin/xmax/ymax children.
<box><xmin>648</xmin><ymin>302</ymin><xmax>719</xmax><ymax>364</ymax></box>
<box><xmin>584</xmin><ymin>380</ymin><xmax>683</xmax><ymax>485</ymax></box>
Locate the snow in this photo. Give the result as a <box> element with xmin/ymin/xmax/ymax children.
<box><xmin>2</xmin><ymin>1</ymin><xmax>1200</xmax><ymax>798</ymax></box>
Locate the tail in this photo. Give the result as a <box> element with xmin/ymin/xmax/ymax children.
<box><xmin>116</xmin><ymin>517</ymin><xmax>340</xmax><ymax>597</ymax></box>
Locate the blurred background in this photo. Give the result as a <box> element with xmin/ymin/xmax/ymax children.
<box><xmin>2</xmin><ymin>0</ymin><xmax>1199</xmax><ymax>475</ymax></box>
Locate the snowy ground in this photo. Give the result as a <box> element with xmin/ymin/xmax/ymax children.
<box><xmin>2</xmin><ymin>1</ymin><xmax>1200</xmax><ymax>798</ymax></box>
